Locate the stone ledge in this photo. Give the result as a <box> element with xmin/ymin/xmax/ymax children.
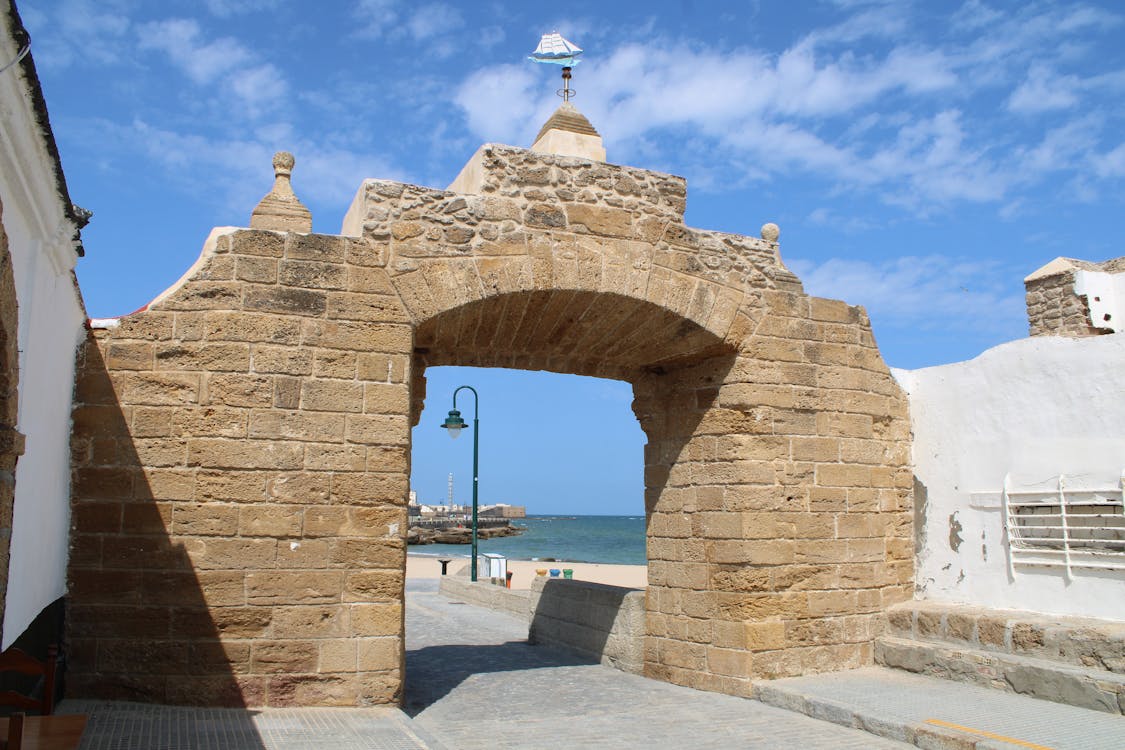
<box><xmin>876</xmin><ymin>635</ymin><xmax>1124</xmax><ymax>714</ymax></box>
<box><xmin>885</xmin><ymin>601</ymin><xmax>1125</xmax><ymax>674</ymax></box>
<box><xmin>437</xmin><ymin>576</ymin><xmax>530</xmax><ymax>621</ymax></box>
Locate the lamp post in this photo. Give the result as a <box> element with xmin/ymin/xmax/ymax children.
<box><xmin>441</xmin><ymin>385</ymin><xmax>480</xmax><ymax>582</ymax></box>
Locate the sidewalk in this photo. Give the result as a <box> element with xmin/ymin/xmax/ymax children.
<box><xmin>405</xmin><ymin>579</ymin><xmax>907</xmax><ymax>749</ymax></box>
<box><xmin>755</xmin><ymin>666</ymin><xmax>1125</xmax><ymax>750</ymax></box>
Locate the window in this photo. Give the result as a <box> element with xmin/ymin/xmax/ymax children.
<box><xmin>1003</xmin><ymin>475</ymin><xmax>1125</xmax><ymax>576</ymax></box>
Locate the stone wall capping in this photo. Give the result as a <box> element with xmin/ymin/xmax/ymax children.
<box><xmin>250</xmin><ymin>152</ymin><xmax>312</xmax><ymax>234</ymax></box>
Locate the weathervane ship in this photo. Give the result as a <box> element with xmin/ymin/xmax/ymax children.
<box><xmin>529</xmin><ymin>32</ymin><xmax>583</xmax><ymax>102</ymax></box>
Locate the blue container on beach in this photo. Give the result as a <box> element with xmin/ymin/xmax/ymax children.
<box><xmin>549</xmin><ymin>568</ymin><xmax>561</xmax><ymax>577</ymax></box>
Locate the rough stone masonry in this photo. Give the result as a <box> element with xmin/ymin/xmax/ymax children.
<box><xmin>67</xmin><ymin>136</ymin><xmax>913</xmax><ymax>706</ymax></box>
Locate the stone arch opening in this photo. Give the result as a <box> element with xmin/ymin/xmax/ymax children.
<box><xmin>67</xmin><ymin>142</ymin><xmax>913</xmax><ymax>707</ymax></box>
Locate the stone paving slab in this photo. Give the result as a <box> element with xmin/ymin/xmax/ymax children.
<box><xmin>407</xmin><ymin>580</ymin><xmax>909</xmax><ymax>749</ymax></box>
<box><xmin>755</xmin><ymin>666</ymin><xmax>1125</xmax><ymax>750</ymax></box>
<box><xmin>57</xmin><ymin>700</ymin><xmax>440</xmax><ymax>750</ymax></box>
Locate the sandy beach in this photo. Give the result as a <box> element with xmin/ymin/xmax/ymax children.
<box><xmin>407</xmin><ymin>553</ymin><xmax>647</xmax><ymax>590</ymax></box>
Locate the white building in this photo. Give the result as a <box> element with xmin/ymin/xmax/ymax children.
<box><xmin>0</xmin><ymin>1</ymin><xmax>89</xmax><ymax>649</ymax></box>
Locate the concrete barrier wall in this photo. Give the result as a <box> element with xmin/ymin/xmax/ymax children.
<box><xmin>528</xmin><ymin>578</ymin><xmax>645</xmax><ymax>675</ymax></box>
<box><xmin>437</xmin><ymin>575</ymin><xmax>646</xmax><ymax>675</ymax></box>
<box><xmin>438</xmin><ymin>576</ymin><xmax>531</xmax><ymax>620</ymax></box>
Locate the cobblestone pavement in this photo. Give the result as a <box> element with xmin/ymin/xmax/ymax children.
<box><xmin>57</xmin><ymin>700</ymin><xmax>437</xmax><ymax>750</ymax></box>
<box><xmin>405</xmin><ymin>580</ymin><xmax>908</xmax><ymax>749</ymax></box>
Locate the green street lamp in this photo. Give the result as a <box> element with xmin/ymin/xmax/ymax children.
<box><xmin>441</xmin><ymin>385</ymin><xmax>480</xmax><ymax>581</ymax></box>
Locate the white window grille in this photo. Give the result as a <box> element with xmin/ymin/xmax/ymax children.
<box><xmin>1001</xmin><ymin>473</ymin><xmax>1125</xmax><ymax>578</ymax></box>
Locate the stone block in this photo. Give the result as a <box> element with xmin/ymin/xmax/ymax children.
<box><xmin>251</xmin><ymin>641</ymin><xmax>318</xmax><ymax>674</ymax></box>
<box><xmin>155</xmin><ymin>343</ymin><xmax>251</xmax><ymax>372</ymax></box>
<box><xmin>272</xmin><ymin>605</ymin><xmax>349</xmax><ymax>638</ymax></box>
<box><xmin>329</xmin><ymin>538</ymin><xmax>403</xmax><ymax>569</ymax></box>
<box><xmin>318</xmin><ymin>640</ymin><xmax>357</xmax><ymax>672</ymax></box>
<box><xmin>236</xmin><ymin>256</ymin><xmax>278</xmax><ymax>283</ymax></box>
<box><xmin>206</xmin><ymin>374</ymin><xmax>274</xmax><ymax>408</ymax></box>
<box><xmin>188</xmin><ymin>439</ymin><xmax>304</xmax><ymax>470</ymax></box>
<box><xmin>313</xmin><ymin>350</ymin><xmax>357</xmax><ymax>379</ymax></box>
<box><xmin>120</xmin><ymin>373</ymin><xmax>200</xmax><ymax>406</ymax></box>
<box><xmin>204</xmin><ymin>312</ymin><xmax>301</xmax><ymax>345</ymax></box>
<box><xmin>357</xmin><ymin>638</ymin><xmax>401</xmax><ymax>671</ymax></box>
<box><xmin>301</xmin><ymin>320</ymin><xmax>411</xmax><ymax>353</ymax></box>
<box><xmin>329</xmin><ymin>473</ymin><xmax>408</xmax><ymax>505</ymax></box>
<box><xmin>243</xmin><ymin>286</ymin><xmax>327</xmax><ymax>316</ymax></box>
<box><xmin>239</xmin><ymin>504</ymin><xmax>303</xmax><ymax>537</ymax></box>
<box><xmin>252</xmin><ymin>346</ymin><xmax>313</xmax><ymax>375</ymax></box>
<box><xmin>345</xmin><ymin>414</ymin><xmax>409</xmax><ymax>445</ymax></box>
<box><xmin>246</xmin><ymin>570</ymin><xmax>343</xmax><ymax>605</ymax></box>
<box><xmin>266</xmin><ymin>473</ymin><xmax>331</xmax><ymax>504</ymax></box>
<box><xmin>173</xmin><ymin>502</ymin><xmax>239</xmax><ymax>536</ymax></box>
<box><xmin>300</xmin><ymin>379</ymin><xmax>364</xmax><ymax>413</ymax></box>
<box><xmin>248</xmin><ymin>410</ymin><xmax>345</xmax><ymax>443</ymax></box>
<box><xmin>183</xmin><ymin>538</ymin><xmax>278</xmax><ymax>570</ymax></box>
<box><xmin>350</xmin><ymin>603</ymin><xmax>402</xmax><ymax>636</ymax></box>
<box><xmin>344</xmin><ymin>570</ymin><xmax>402</xmax><ymax>602</ymax></box>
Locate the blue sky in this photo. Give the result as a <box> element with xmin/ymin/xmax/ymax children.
<box><xmin>22</xmin><ymin>0</ymin><xmax>1125</xmax><ymax>514</ymax></box>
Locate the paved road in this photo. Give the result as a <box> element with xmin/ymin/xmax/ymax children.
<box><xmin>405</xmin><ymin>579</ymin><xmax>909</xmax><ymax>749</ymax></box>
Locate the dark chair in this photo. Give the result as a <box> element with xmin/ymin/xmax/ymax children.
<box><xmin>4</xmin><ymin>711</ymin><xmax>24</xmax><ymax>750</ymax></box>
<box><xmin>0</xmin><ymin>645</ymin><xmax>57</xmax><ymax>716</ymax></box>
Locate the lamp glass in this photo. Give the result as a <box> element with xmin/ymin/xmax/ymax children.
<box><xmin>442</xmin><ymin>408</ymin><xmax>466</xmax><ymax>439</ymax></box>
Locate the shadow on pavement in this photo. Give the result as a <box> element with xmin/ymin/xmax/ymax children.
<box><xmin>404</xmin><ymin>640</ymin><xmax>598</xmax><ymax>716</ymax></box>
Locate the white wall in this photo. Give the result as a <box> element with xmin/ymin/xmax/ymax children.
<box><xmin>895</xmin><ymin>334</ymin><xmax>1125</xmax><ymax>621</ymax></box>
<box><xmin>0</xmin><ymin>18</ymin><xmax>88</xmax><ymax>648</ymax></box>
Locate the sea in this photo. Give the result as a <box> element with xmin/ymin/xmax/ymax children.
<box><xmin>409</xmin><ymin>515</ymin><xmax>646</xmax><ymax>566</ymax></box>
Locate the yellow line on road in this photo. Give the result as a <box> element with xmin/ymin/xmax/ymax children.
<box><xmin>924</xmin><ymin>719</ymin><xmax>1055</xmax><ymax>750</ymax></box>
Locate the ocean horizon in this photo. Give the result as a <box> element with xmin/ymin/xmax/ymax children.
<box><xmin>408</xmin><ymin>514</ymin><xmax>647</xmax><ymax>566</ymax></box>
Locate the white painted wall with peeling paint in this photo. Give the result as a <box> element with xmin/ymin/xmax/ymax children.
<box><xmin>895</xmin><ymin>333</ymin><xmax>1125</xmax><ymax>621</ymax></box>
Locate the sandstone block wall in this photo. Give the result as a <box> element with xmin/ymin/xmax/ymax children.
<box><xmin>528</xmin><ymin>578</ymin><xmax>645</xmax><ymax>675</ymax></box>
<box><xmin>69</xmin><ymin>229</ymin><xmax>411</xmax><ymax>707</ymax></box>
<box><xmin>71</xmin><ymin>144</ymin><xmax>912</xmax><ymax>707</ymax></box>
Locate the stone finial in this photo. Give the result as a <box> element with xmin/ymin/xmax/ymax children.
<box><xmin>530</xmin><ymin>103</ymin><xmax>606</xmax><ymax>162</ymax></box>
<box><xmin>250</xmin><ymin>151</ymin><xmax>312</xmax><ymax>233</ymax></box>
<box><xmin>761</xmin><ymin>223</ymin><xmax>780</xmax><ymax>243</ymax></box>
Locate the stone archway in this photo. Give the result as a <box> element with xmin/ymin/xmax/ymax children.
<box><xmin>68</xmin><ymin>143</ymin><xmax>912</xmax><ymax>706</ymax></box>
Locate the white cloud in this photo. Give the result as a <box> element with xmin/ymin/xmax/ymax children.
<box><xmin>135</xmin><ymin>19</ymin><xmax>288</xmax><ymax>120</ymax></box>
<box><xmin>456</xmin><ymin>2</ymin><xmax>1124</xmax><ymax>217</ymax></box>
<box><xmin>137</xmin><ymin>19</ymin><xmax>252</xmax><ymax>84</ymax></box>
<box><xmin>455</xmin><ymin>64</ymin><xmax>539</xmax><ymax>145</ymax></box>
<box><xmin>115</xmin><ymin>119</ymin><xmax>406</xmax><ymax>221</ymax></box>
<box><xmin>789</xmin><ymin>255</ymin><xmax>1025</xmax><ymax>333</ymax></box>
<box><xmin>352</xmin><ymin>0</ymin><xmax>400</xmax><ymax>39</ymax></box>
<box><xmin>226</xmin><ymin>64</ymin><xmax>289</xmax><ymax>118</ymax></box>
<box><xmin>804</xmin><ymin>5</ymin><xmax>909</xmax><ymax>46</ymax></box>
<box><xmin>23</xmin><ymin>0</ymin><xmax>131</xmax><ymax>69</ymax></box>
<box><xmin>406</xmin><ymin>3</ymin><xmax>463</xmax><ymax>41</ymax></box>
<box><xmin>1017</xmin><ymin>116</ymin><xmax>1101</xmax><ymax>176</ymax></box>
<box><xmin>1008</xmin><ymin>64</ymin><xmax>1081</xmax><ymax>114</ymax></box>
<box><xmin>203</xmin><ymin>0</ymin><xmax>282</xmax><ymax>17</ymax></box>
<box><xmin>1094</xmin><ymin>142</ymin><xmax>1125</xmax><ymax>179</ymax></box>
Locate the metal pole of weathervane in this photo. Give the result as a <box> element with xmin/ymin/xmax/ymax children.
<box><xmin>441</xmin><ymin>386</ymin><xmax>480</xmax><ymax>582</ymax></box>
